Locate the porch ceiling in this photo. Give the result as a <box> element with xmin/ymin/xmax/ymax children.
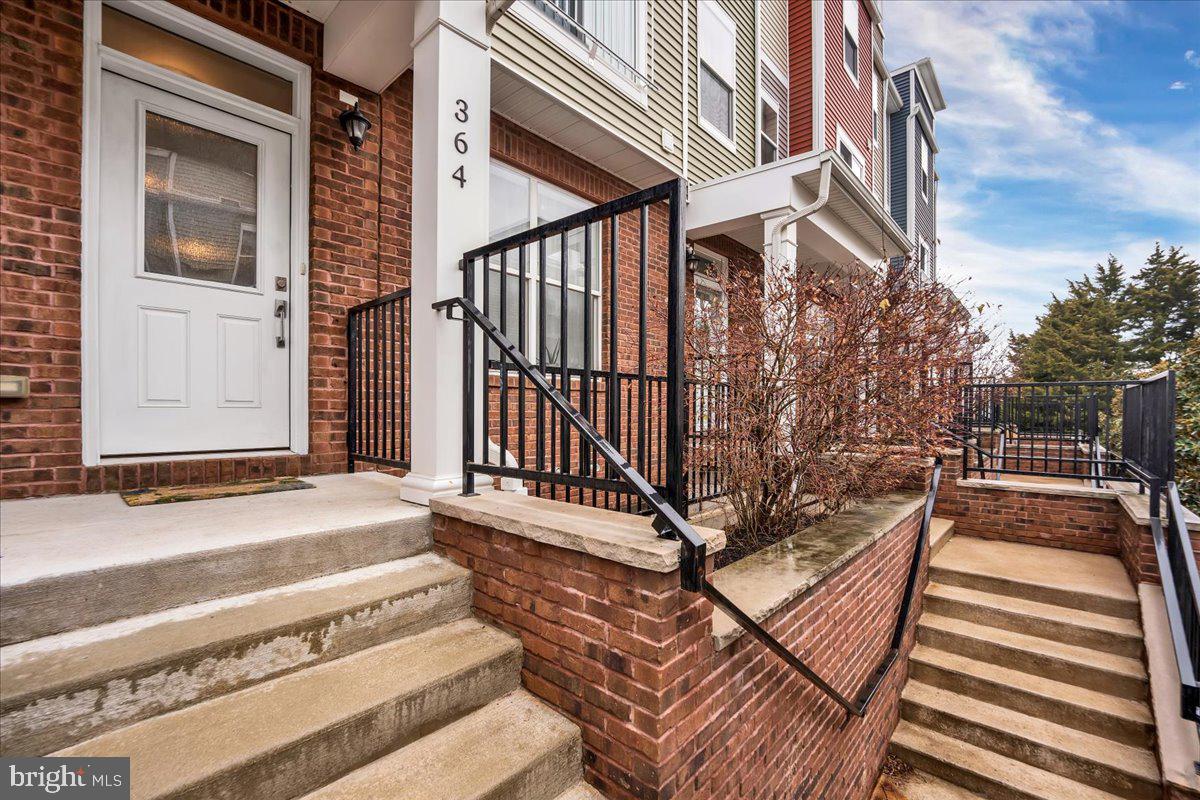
<box><xmin>491</xmin><ymin>63</ymin><xmax>678</xmax><ymax>189</ymax></box>
<box><xmin>687</xmin><ymin>152</ymin><xmax>913</xmax><ymax>268</ymax></box>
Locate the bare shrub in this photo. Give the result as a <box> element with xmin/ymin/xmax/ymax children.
<box><xmin>687</xmin><ymin>258</ymin><xmax>981</xmax><ymax>562</ymax></box>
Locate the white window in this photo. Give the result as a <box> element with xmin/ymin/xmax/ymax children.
<box><xmin>698</xmin><ymin>0</ymin><xmax>736</xmax><ymax>146</ymax></box>
<box><xmin>525</xmin><ymin>1</ymin><xmax>646</xmax><ymax>96</ymax></box>
<box><xmin>836</xmin><ymin>128</ymin><xmax>865</xmax><ymax>180</ymax></box>
<box><xmin>488</xmin><ymin>161</ymin><xmax>602</xmax><ymax>370</ymax></box>
<box><xmin>759</xmin><ymin>94</ymin><xmax>779</xmax><ymax>165</ymax></box>
<box><xmin>918</xmin><ymin>133</ymin><xmax>930</xmax><ymax>199</ymax></box>
<box><xmin>842</xmin><ymin>0</ymin><xmax>860</xmax><ymax>83</ymax></box>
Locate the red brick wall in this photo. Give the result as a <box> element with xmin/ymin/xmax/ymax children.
<box><xmin>434</xmin><ymin>501</ymin><xmax>925</xmax><ymax>800</ymax></box>
<box><xmin>934</xmin><ymin>451</ymin><xmax>1120</xmax><ymax>555</ymax></box>
<box><xmin>1119</xmin><ymin>510</ymin><xmax>1159</xmax><ymax>584</ymax></box>
<box><xmin>787</xmin><ymin>0</ymin><xmax>813</xmax><ymax>155</ymax></box>
<box><xmin>1</xmin><ymin>0</ymin><xmax>688</xmax><ymax>500</ymax></box>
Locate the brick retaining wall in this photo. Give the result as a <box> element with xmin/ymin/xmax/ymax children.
<box><xmin>434</xmin><ymin>499</ymin><xmax>924</xmax><ymax>800</ymax></box>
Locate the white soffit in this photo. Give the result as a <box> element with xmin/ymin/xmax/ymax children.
<box><xmin>277</xmin><ymin>0</ymin><xmax>339</xmax><ymax>23</ymax></box>
<box><xmin>491</xmin><ymin>63</ymin><xmax>677</xmax><ymax>188</ymax></box>
<box><xmin>322</xmin><ymin>1</ymin><xmax>415</xmax><ymax>93</ymax></box>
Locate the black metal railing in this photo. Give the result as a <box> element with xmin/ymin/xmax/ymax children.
<box><xmin>952</xmin><ymin>373</ymin><xmax>1175</xmax><ymax>495</ymax></box>
<box><xmin>435</xmin><ymin>291</ymin><xmax>945</xmax><ymax>717</ymax></box>
<box><xmin>462</xmin><ymin>178</ymin><xmax>690</xmax><ymax>514</ymax></box>
<box><xmin>1153</xmin><ymin>481</ymin><xmax>1200</xmax><ymax>724</ymax></box>
<box><xmin>347</xmin><ymin>288</ymin><xmax>410</xmax><ymax>471</ymax></box>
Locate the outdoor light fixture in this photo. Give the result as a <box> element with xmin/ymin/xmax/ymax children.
<box><xmin>686</xmin><ymin>244</ymin><xmax>715</xmax><ymax>272</ymax></box>
<box><xmin>338</xmin><ymin>103</ymin><xmax>372</xmax><ymax>151</ymax></box>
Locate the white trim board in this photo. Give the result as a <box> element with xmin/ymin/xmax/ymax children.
<box><xmin>81</xmin><ymin>0</ymin><xmax>312</xmax><ymax>466</ymax></box>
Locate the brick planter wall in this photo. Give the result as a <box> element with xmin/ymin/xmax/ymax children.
<box><xmin>433</xmin><ymin>500</ymin><xmax>924</xmax><ymax>800</ymax></box>
<box><xmin>935</xmin><ymin>451</ymin><xmax>1120</xmax><ymax>555</ymax></box>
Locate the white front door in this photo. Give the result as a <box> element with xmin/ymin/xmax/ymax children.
<box><xmin>97</xmin><ymin>70</ymin><xmax>292</xmax><ymax>457</ymax></box>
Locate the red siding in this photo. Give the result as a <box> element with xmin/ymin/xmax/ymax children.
<box><xmin>787</xmin><ymin>0</ymin><xmax>813</xmax><ymax>155</ymax></box>
<box><xmin>824</xmin><ymin>0</ymin><xmax>875</xmax><ymax>187</ymax></box>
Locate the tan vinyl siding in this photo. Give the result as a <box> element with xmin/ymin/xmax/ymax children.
<box><xmin>490</xmin><ymin>2</ymin><xmax>685</xmax><ymax>176</ymax></box>
<box><xmin>758</xmin><ymin>0</ymin><xmax>788</xmax><ymax>79</ymax></box>
<box><xmin>687</xmin><ymin>0</ymin><xmax>757</xmax><ymax>182</ymax></box>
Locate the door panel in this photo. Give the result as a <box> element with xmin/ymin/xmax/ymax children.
<box><xmin>99</xmin><ymin>70</ymin><xmax>291</xmax><ymax>456</ymax></box>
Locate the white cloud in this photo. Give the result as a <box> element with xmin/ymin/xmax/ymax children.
<box><xmin>1170</xmin><ymin>80</ymin><xmax>1191</xmax><ymax>90</ymax></box>
<box><xmin>1186</xmin><ymin>49</ymin><xmax>1200</xmax><ymax>68</ymax></box>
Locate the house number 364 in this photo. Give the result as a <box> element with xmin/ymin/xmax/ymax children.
<box><xmin>451</xmin><ymin>99</ymin><xmax>468</xmax><ymax>188</ymax></box>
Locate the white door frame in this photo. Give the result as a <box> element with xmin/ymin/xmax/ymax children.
<box><xmin>81</xmin><ymin>0</ymin><xmax>311</xmax><ymax>465</ymax></box>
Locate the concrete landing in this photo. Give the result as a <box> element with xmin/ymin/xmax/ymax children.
<box><xmin>0</xmin><ymin>473</ymin><xmax>425</xmax><ymax>586</ymax></box>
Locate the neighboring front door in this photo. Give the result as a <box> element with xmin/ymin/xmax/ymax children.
<box><xmin>97</xmin><ymin>70</ymin><xmax>292</xmax><ymax>457</ymax></box>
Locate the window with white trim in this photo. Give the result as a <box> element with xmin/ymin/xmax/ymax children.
<box><xmin>842</xmin><ymin>0</ymin><xmax>860</xmax><ymax>83</ymax></box>
<box><xmin>698</xmin><ymin>0</ymin><xmax>736</xmax><ymax>144</ymax></box>
<box><xmin>759</xmin><ymin>94</ymin><xmax>779</xmax><ymax>165</ymax></box>
<box><xmin>836</xmin><ymin>129</ymin><xmax>865</xmax><ymax>180</ymax></box>
<box><xmin>529</xmin><ymin>1</ymin><xmax>644</xmax><ymax>86</ymax></box>
<box><xmin>488</xmin><ymin>161</ymin><xmax>601</xmax><ymax>369</ymax></box>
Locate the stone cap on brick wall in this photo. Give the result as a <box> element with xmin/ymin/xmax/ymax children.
<box><xmin>1116</xmin><ymin>488</ymin><xmax>1200</xmax><ymax>532</ymax></box>
<box><xmin>708</xmin><ymin>491</ymin><xmax>928</xmax><ymax>650</ymax></box>
<box><xmin>431</xmin><ymin>492</ymin><xmax>726</xmax><ymax>572</ymax></box>
<box><xmin>956</xmin><ymin>478</ymin><xmax>1118</xmax><ymax>500</ymax></box>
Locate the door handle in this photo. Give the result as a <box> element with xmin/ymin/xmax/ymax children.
<box><xmin>275</xmin><ymin>299</ymin><xmax>288</xmax><ymax>348</ymax></box>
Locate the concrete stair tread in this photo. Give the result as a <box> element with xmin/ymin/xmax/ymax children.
<box><xmin>931</xmin><ymin>537</ymin><xmax>1136</xmax><ymax>608</ymax></box>
<box><xmin>892</xmin><ymin>720</ymin><xmax>1127</xmax><ymax>800</ymax></box>
<box><xmin>54</xmin><ymin>619</ymin><xmax>521</xmax><ymax>799</ymax></box>
<box><xmin>883</xmin><ymin>769</ymin><xmax>987</xmax><ymax>800</ymax></box>
<box><xmin>298</xmin><ymin>691</ymin><xmax>581</xmax><ymax>800</ymax></box>
<box><xmin>919</xmin><ymin>614</ymin><xmax>1146</xmax><ymax>682</ymax></box>
<box><xmin>1</xmin><ymin>552</ymin><xmax>473</xmax><ymax>754</ymax></box>
<box><xmin>929</xmin><ymin>518</ymin><xmax>955</xmax><ymax>558</ymax></box>
<box><xmin>925</xmin><ymin>583</ymin><xmax>1141</xmax><ymax>639</ymax></box>
<box><xmin>902</xmin><ymin>680</ymin><xmax>1160</xmax><ymax>786</ymax></box>
<box><xmin>910</xmin><ymin>645</ymin><xmax>1153</xmax><ymax>729</ymax></box>
<box><xmin>551</xmin><ymin>783</ymin><xmax>607</xmax><ymax>800</ymax></box>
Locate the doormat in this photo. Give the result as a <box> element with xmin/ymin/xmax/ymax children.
<box><xmin>120</xmin><ymin>476</ymin><xmax>315</xmax><ymax>506</ymax></box>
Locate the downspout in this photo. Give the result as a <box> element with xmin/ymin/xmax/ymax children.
<box><xmin>770</xmin><ymin>157</ymin><xmax>832</xmax><ymax>257</ymax></box>
<box><xmin>680</xmin><ymin>0</ymin><xmax>689</xmax><ymax>183</ymax></box>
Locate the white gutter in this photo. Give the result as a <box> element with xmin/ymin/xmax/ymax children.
<box><xmin>770</xmin><ymin>157</ymin><xmax>832</xmax><ymax>257</ymax></box>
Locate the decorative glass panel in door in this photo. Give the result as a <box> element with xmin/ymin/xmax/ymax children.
<box><xmin>143</xmin><ymin>112</ymin><xmax>259</xmax><ymax>288</ymax></box>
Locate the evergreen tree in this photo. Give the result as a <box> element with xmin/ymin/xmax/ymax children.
<box><xmin>1124</xmin><ymin>244</ymin><xmax>1200</xmax><ymax>366</ymax></box>
<box><xmin>1008</xmin><ymin>256</ymin><xmax>1130</xmax><ymax>381</ymax></box>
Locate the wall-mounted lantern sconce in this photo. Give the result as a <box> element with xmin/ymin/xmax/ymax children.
<box><xmin>338</xmin><ymin>102</ymin><xmax>372</xmax><ymax>152</ymax></box>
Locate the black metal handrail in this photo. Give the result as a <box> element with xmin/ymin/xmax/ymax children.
<box><xmin>1153</xmin><ymin>481</ymin><xmax>1200</xmax><ymax>724</ymax></box>
<box><xmin>347</xmin><ymin>288</ymin><xmax>411</xmax><ymax>471</ymax></box>
<box><xmin>437</xmin><ymin>293</ymin><xmax>944</xmax><ymax>717</ymax></box>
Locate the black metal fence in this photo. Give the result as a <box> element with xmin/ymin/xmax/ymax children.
<box><xmin>954</xmin><ymin>373</ymin><xmax>1175</xmax><ymax>493</ymax></box>
<box><xmin>347</xmin><ymin>288</ymin><xmax>410</xmax><ymax>471</ymax></box>
<box><xmin>460</xmin><ymin>178</ymin><xmax>690</xmax><ymax>513</ymax></box>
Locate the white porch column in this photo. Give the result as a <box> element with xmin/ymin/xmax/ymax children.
<box><xmin>400</xmin><ymin>0</ymin><xmax>491</xmax><ymax>506</ymax></box>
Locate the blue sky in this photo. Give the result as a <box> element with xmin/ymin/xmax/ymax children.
<box><xmin>883</xmin><ymin>0</ymin><xmax>1200</xmax><ymax>338</ymax></box>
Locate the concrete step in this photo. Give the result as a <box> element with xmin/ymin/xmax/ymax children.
<box><xmin>908</xmin><ymin>645</ymin><xmax>1154</xmax><ymax>748</ymax></box>
<box><xmin>881</xmin><ymin>769</ymin><xmax>987</xmax><ymax>800</ymax></box>
<box><xmin>902</xmin><ymin>681</ymin><xmax>1160</xmax><ymax>800</ymax></box>
<box><xmin>930</xmin><ymin>538</ymin><xmax>1139</xmax><ymax>620</ymax></box>
<box><xmin>551</xmin><ymin>783</ymin><xmax>607</xmax><ymax>800</ymax></box>
<box><xmin>299</xmin><ymin>691</ymin><xmax>582</xmax><ymax>800</ymax></box>
<box><xmin>923</xmin><ymin>583</ymin><xmax>1143</xmax><ymax>658</ymax></box>
<box><xmin>1</xmin><ymin>473</ymin><xmax>431</xmax><ymax>645</ymax></box>
<box><xmin>891</xmin><ymin>720</ymin><xmax>1127</xmax><ymax>800</ymax></box>
<box><xmin>1</xmin><ymin>552</ymin><xmax>471</xmax><ymax>755</ymax></box>
<box><xmin>917</xmin><ymin>614</ymin><xmax>1147</xmax><ymax>700</ymax></box>
<box><xmin>929</xmin><ymin>518</ymin><xmax>955</xmax><ymax>560</ymax></box>
<box><xmin>54</xmin><ymin>619</ymin><xmax>521</xmax><ymax>800</ymax></box>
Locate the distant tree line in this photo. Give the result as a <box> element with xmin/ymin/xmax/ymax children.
<box><xmin>1007</xmin><ymin>243</ymin><xmax>1199</xmax><ymax>506</ymax></box>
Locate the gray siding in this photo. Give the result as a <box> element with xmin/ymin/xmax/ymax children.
<box><xmin>888</xmin><ymin>71</ymin><xmax>910</xmax><ymax>233</ymax></box>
